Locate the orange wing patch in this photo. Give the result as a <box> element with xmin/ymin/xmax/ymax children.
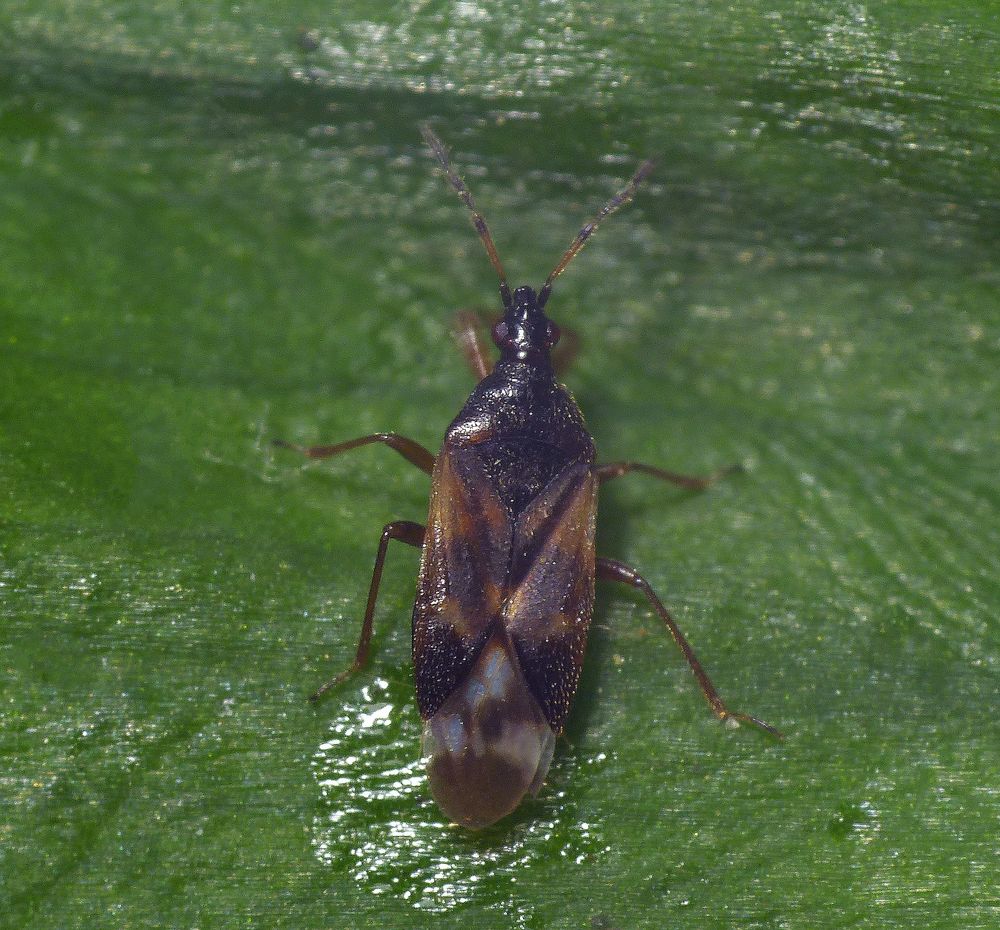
<box><xmin>504</xmin><ymin>461</ymin><xmax>597</xmax><ymax>732</ymax></box>
<box><xmin>412</xmin><ymin>442</ymin><xmax>512</xmax><ymax>719</ymax></box>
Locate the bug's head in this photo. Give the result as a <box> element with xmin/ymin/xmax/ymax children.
<box><xmin>492</xmin><ymin>285</ymin><xmax>560</xmax><ymax>364</ymax></box>
<box><xmin>421</xmin><ymin>125</ymin><xmax>653</xmax><ymax>368</ymax></box>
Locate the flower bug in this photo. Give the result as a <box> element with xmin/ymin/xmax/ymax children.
<box><xmin>277</xmin><ymin>127</ymin><xmax>781</xmax><ymax>830</ymax></box>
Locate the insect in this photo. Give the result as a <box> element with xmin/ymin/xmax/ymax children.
<box><xmin>278</xmin><ymin>127</ymin><xmax>780</xmax><ymax>830</ymax></box>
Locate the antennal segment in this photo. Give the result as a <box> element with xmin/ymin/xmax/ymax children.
<box><xmin>538</xmin><ymin>158</ymin><xmax>655</xmax><ymax>309</ymax></box>
<box><xmin>421</xmin><ymin>125</ymin><xmax>512</xmax><ymax>309</ymax></box>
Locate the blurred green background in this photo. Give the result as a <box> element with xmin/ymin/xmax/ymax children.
<box><xmin>1</xmin><ymin>2</ymin><xmax>997</xmax><ymax>928</ymax></box>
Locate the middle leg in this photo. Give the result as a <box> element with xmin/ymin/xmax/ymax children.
<box><xmin>274</xmin><ymin>432</ymin><xmax>435</xmax><ymax>475</ymax></box>
<box><xmin>596</xmin><ymin>460</ymin><xmax>741</xmax><ymax>491</ymax></box>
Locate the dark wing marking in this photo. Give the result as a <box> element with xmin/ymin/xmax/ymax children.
<box><xmin>504</xmin><ymin>461</ymin><xmax>597</xmax><ymax>733</ymax></box>
<box><xmin>412</xmin><ymin>442</ymin><xmax>512</xmax><ymax>719</ymax></box>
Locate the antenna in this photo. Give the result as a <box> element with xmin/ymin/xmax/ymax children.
<box><xmin>538</xmin><ymin>158</ymin><xmax>655</xmax><ymax>309</ymax></box>
<box><xmin>421</xmin><ymin>125</ymin><xmax>512</xmax><ymax>309</ymax></box>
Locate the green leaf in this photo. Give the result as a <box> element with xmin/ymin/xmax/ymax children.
<box><xmin>2</xmin><ymin>2</ymin><xmax>997</xmax><ymax>928</ymax></box>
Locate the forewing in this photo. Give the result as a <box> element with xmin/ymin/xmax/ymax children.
<box><xmin>504</xmin><ymin>461</ymin><xmax>597</xmax><ymax>733</ymax></box>
<box><xmin>412</xmin><ymin>442</ymin><xmax>512</xmax><ymax>719</ymax></box>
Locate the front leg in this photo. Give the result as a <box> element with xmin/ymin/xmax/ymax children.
<box><xmin>452</xmin><ymin>309</ymin><xmax>494</xmax><ymax>381</ymax></box>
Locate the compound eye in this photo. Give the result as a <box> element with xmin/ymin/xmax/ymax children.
<box><xmin>492</xmin><ymin>320</ymin><xmax>510</xmax><ymax>347</ymax></box>
<box><xmin>545</xmin><ymin>321</ymin><xmax>561</xmax><ymax>348</ymax></box>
